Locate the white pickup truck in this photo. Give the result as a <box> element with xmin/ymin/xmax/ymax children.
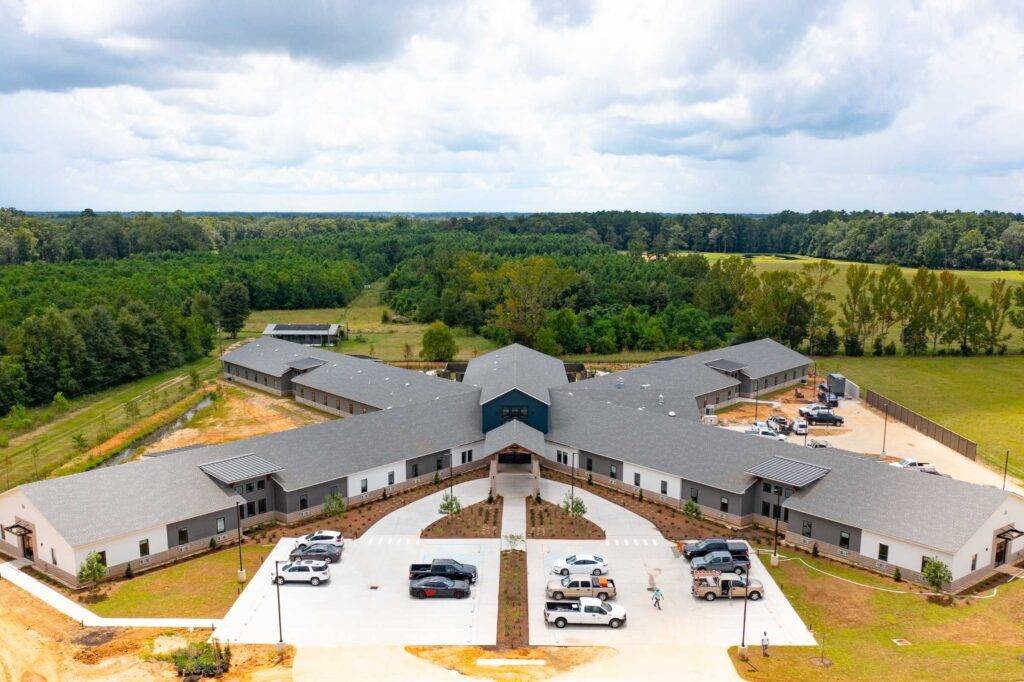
<box><xmin>544</xmin><ymin>597</ymin><xmax>627</xmax><ymax>629</ymax></box>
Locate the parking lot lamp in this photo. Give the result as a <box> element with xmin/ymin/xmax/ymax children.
<box><xmin>236</xmin><ymin>502</ymin><xmax>246</xmax><ymax>583</ymax></box>
<box><xmin>274</xmin><ymin>560</ymin><xmax>284</xmax><ymax>648</ymax></box>
<box><xmin>739</xmin><ymin>573</ymin><xmax>750</xmax><ymax>659</ymax></box>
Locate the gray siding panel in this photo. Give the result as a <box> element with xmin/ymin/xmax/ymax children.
<box><xmin>786</xmin><ymin>509</ymin><xmax>862</xmax><ymax>552</ymax></box>
<box><xmin>405</xmin><ymin>450</ymin><xmax>451</xmax><ymax>479</ymax></box>
<box><xmin>166</xmin><ymin>507</ymin><xmax>237</xmax><ymax>547</ymax></box>
<box><xmin>679</xmin><ymin>476</ymin><xmax>746</xmax><ymax>516</ymax></box>
<box><xmin>282</xmin><ymin>477</ymin><xmax>348</xmax><ymax>514</ymax></box>
<box><xmin>580</xmin><ymin>450</ymin><xmax>624</xmax><ymax>480</ymax></box>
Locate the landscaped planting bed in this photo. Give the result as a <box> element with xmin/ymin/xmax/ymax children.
<box><xmin>526</xmin><ymin>494</ymin><xmax>605</xmax><ymax>540</ymax></box>
<box><xmin>496</xmin><ymin>549</ymin><xmax>529</xmax><ymax>649</ymax></box>
<box><xmin>421</xmin><ymin>496</ymin><xmax>504</xmax><ymax>538</ymax></box>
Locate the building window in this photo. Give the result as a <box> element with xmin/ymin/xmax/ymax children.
<box><xmin>762</xmin><ymin>482</ymin><xmax>771</xmax><ymax>494</ymax></box>
<box><xmin>238</xmin><ymin>505</ymin><xmax>245</xmax><ymax>520</ymax></box>
<box><xmin>411</xmin><ymin>464</ymin><xmax>419</xmax><ymax>477</ymax></box>
<box><xmin>633</xmin><ymin>472</ymin><xmax>640</xmax><ymax>486</ymax></box>
<box><xmin>719</xmin><ymin>497</ymin><xmax>729</xmax><ymax>513</ymax></box>
<box><xmin>299</xmin><ymin>495</ymin><xmax>308</xmax><ymax>510</ymax></box>
<box><xmin>388</xmin><ymin>471</ymin><xmax>395</xmax><ymax>486</ymax></box>
<box><xmin>177</xmin><ymin>528</ymin><xmax>189</xmax><ymax>545</ymax></box>
<box><xmin>246</xmin><ymin>500</ymin><xmax>256</xmax><ymax>517</ymax></box>
<box><xmin>761</xmin><ymin>501</ymin><xmax>771</xmax><ymax>517</ymax></box>
<box><xmin>501</xmin><ymin>406</ymin><xmax>529</xmax><ymax>421</ymax></box>
<box><xmin>661</xmin><ymin>480</ymin><xmax>668</xmax><ymax>495</ymax></box>
<box><xmin>586</xmin><ymin>457</ymin><xmax>593</xmax><ymax>472</ymax></box>
<box><xmin>234</xmin><ymin>484</ymin><xmax>244</xmax><ymax>495</ymax></box>
<box><xmin>258</xmin><ymin>498</ymin><xmax>267</xmax><ymax>514</ymax></box>
<box><xmin>328</xmin><ymin>485</ymin><xmax>338</xmax><ymax>496</ymax></box>
<box><xmin>610</xmin><ymin>465</ymin><xmax>617</xmax><ymax>480</ymax></box>
<box><xmin>139</xmin><ymin>539</ymin><xmax>150</xmax><ymax>557</ymax></box>
<box><xmin>783</xmin><ymin>508</ymin><xmax>789</xmax><ymax>523</ymax></box>
<box><xmin>970</xmin><ymin>554</ymin><xmax>977</xmax><ymax>571</ymax></box>
<box><xmin>216</xmin><ymin>517</ymin><xmax>226</xmax><ymax>533</ymax></box>
<box><xmin>878</xmin><ymin>544</ymin><xmax>889</xmax><ymax>562</ymax></box>
<box><xmin>246</xmin><ymin>482</ymin><xmax>254</xmax><ymax>493</ymax></box>
<box><xmin>51</xmin><ymin>547</ymin><xmax>57</xmax><ymax>565</ymax></box>
<box><xmin>97</xmin><ymin>551</ymin><xmax>107</xmax><ymax>566</ymax></box>
<box><xmin>436</xmin><ymin>457</ymin><xmax>444</xmax><ymax>471</ymax></box>
<box><xmin>257</xmin><ymin>480</ymin><xmax>265</xmax><ymax>490</ymax></box>
<box><xmin>360</xmin><ymin>479</ymin><xmax>368</xmax><ymax>493</ymax></box>
<box><xmin>801</xmin><ymin>521</ymin><xmax>812</xmax><ymax>537</ymax></box>
<box><xmin>690</xmin><ymin>487</ymin><xmax>698</xmax><ymax>502</ymax></box>
<box><xmin>839</xmin><ymin>531</ymin><xmax>850</xmax><ymax>549</ymax></box>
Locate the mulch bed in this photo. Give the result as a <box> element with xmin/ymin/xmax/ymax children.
<box><xmin>421</xmin><ymin>496</ymin><xmax>504</xmax><ymax>539</ymax></box>
<box><xmin>249</xmin><ymin>468</ymin><xmax>488</xmax><ymax>544</ymax></box>
<box><xmin>496</xmin><ymin>549</ymin><xmax>529</xmax><ymax>649</ymax></box>
<box><xmin>541</xmin><ymin>468</ymin><xmax>773</xmax><ymax>546</ymax></box>
<box><xmin>525</xmin><ymin>495</ymin><xmax>605</xmax><ymax>540</ymax></box>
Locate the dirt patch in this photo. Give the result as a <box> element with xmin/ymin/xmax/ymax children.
<box><xmin>497</xmin><ymin>549</ymin><xmax>529</xmax><ymax>649</ymax></box>
<box><xmin>407</xmin><ymin>645</ymin><xmax>612</xmax><ymax>681</ymax></box>
<box><xmin>150</xmin><ymin>634</ymin><xmax>189</xmax><ymax>656</ymax></box>
<box><xmin>421</xmin><ymin>496</ymin><xmax>503</xmax><ymax>539</ymax></box>
<box><xmin>145</xmin><ymin>383</ymin><xmax>328</xmax><ymax>454</ymax></box>
<box><xmin>525</xmin><ymin>495</ymin><xmax>605</xmax><ymax>540</ymax></box>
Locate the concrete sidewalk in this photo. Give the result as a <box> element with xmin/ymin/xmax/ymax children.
<box><xmin>0</xmin><ymin>560</ymin><xmax>220</xmax><ymax>629</ymax></box>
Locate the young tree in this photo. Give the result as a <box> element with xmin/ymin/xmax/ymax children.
<box><xmin>839</xmin><ymin>264</ymin><xmax>876</xmax><ymax>350</ymax></box>
<box><xmin>800</xmin><ymin>259</ymin><xmax>839</xmax><ymax>347</ymax></box>
<box><xmin>491</xmin><ymin>256</ymin><xmax>577</xmax><ymax>344</ymax></box>
<box><xmin>944</xmin><ymin>291</ymin><xmax>985</xmax><ymax>355</ymax></box>
<box><xmin>980</xmin><ymin>279</ymin><xmax>1013</xmax><ymax>354</ymax></box>
<box><xmin>216</xmin><ymin>282</ymin><xmax>250</xmax><ymax>338</ymax></box>
<box><xmin>929</xmin><ymin>271</ymin><xmax>968</xmax><ymax>352</ymax></box>
<box><xmin>439</xmin><ymin>491</ymin><xmax>462</xmax><ymax>516</ymax></box>
<box><xmin>561</xmin><ymin>491</ymin><xmax>587</xmax><ymax>517</ymax></box>
<box><xmin>922</xmin><ymin>557</ymin><xmax>952</xmax><ymax>593</ymax></box>
<box><xmin>870</xmin><ymin>264</ymin><xmax>910</xmax><ymax>346</ymax></box>
<box><xmin>419</xmin><ymin>322</ymin><xmax>458</xmax><ymax>361</ymax></box>
<box><xmin>323</xmin><ymin>492</ymin><xmax>347</xmax><ymax>518</ymax></box>
<box><xmin>77</xmin><ymin>550</ymin><xmax>107</xmax><ymax>588</ymax></box>
<box><xmin>901</xmin><ymin>267</ymin><xmax>938</xmax><ymax>355</ymax></box>
<box><xmin>1011</xmin><ymin>284</ymin><xmax>1024</xmax><ymax>331</ymax></box>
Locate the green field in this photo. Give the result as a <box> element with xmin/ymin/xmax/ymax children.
<box><xmin>0</xmin><ymin>354</ymin><xmax>221</xmax><ymax>491</ymax></box>
<box><xmin>246</xmin><ymin>281</ymin><xmax>498</xmax><ymax>361</ymax></box>
<box><xmin>816</xmin><ymin>355</ymin><xmax>1024</xmax><ymax>476</ymax></box>
<box><xmin>693</xmin><ymin>253</ymin><xmax>1024</xmax><ymax>345</ymax></box>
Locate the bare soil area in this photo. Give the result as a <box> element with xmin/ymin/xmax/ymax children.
<box><xmin>525</xmin><ymin>495</ymin><xmax>605</xmax><ymax>540</ymax></box>
<box><xmin>496</xmin><ymin>549</ymin><xmax>529</xmax><ymax>649</ymax></box>
<box><xmin>408</xmin><ymin>645</ymin><xmax>613</xmax><ymax>681</ymax></box>
<box><xmin>421</xmin><ymin>496</ymin><xmax>504</xmax><ymax>539</ymax></box>
<box><xmin>144</xmin><ymin>383</ymin><xmax>328</xmax><ymax>454</ymax></box>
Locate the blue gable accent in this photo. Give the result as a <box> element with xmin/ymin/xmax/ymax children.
<box><xmin>481</xmin><ymin>389</ymin><xmax>549</xmax><ymax>434</ymax></box>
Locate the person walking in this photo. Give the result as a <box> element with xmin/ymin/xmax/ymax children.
<box><xmin>761</xmin><ymin>631</ymin><xmax>770</xmax><ymax>657</ymax></box>
<box><xmin>652</xmin><ymin>586</ymin><xmax>663</xmax><ymax>610</ymax></box>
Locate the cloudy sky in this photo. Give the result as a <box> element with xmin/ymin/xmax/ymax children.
<box><xmin>1</xmin><ymin>0</ymin><xmax>1023</xmax><ymax>212</ymax></box>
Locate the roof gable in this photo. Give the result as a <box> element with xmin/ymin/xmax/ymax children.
<box><xmin>463</xmin><ymin>344</ymin><xmax>567</xmax><ymax>405</ymax></box>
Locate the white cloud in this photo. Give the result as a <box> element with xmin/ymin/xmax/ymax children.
<box><xmin>0</xmin><ymin>0</ymin><xmax>1022</xmax><ymax>210</ymax></box>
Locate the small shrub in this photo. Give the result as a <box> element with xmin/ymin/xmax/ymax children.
<box><xmin>487</xmin><ymin>492</ymin><xmax>494</xmax><ymax>504</ymax></box>
<box><xmin>587</xmin><ymin>472</ymin><xmax>593</xmax><ymax>485</ymax></box>
<box><xmin>638</xmin><ymin>489</ymin><xmax>643</xmax><ymax>501</ymax></box>
<box><xmin>124</xmin><ymin>563</ymin><xmax>134</xmax><ymax>580</ymax></box>
<box><xmin>52</xmin><ymin>392</ymin><xmax>71</xmax><ymax>412</ymax></box>
<box><xmin>811</xmin><ymin>543</ymin><xmax>819</xmax><ymax>558</ymax></box>
<box><xmin>433</xmin><ymin>471</ymin><xmax>441</xmax><ymax>485</ymax></box>
<box><xmin>682</xmin><ymin>500</ymin><xmax>702</xmax><ymax>519</ymax></box>
<box><xmin>922</xmin><ymin>557</ymin><xmax>952</xmax><ymax>593</ymax></box>
<box><xmin>561</xmin><ymin>492</ymin><xmax>587</xmax><ymax>517</ymax></box>
<box><xmin>0</xmin><ymin>433</ymin><xmax>8</xmax><ymax>448</ymax></box>
<box><xmin>209</xmin><ymin>536</ymin><xmax>217</xmax><ymax>550</ymax></box>
<box><xmin>893</xmin><ymin>567</ymin><xmax>902</xmax><ymax>582</ymax></box>
<box><xmin>439</xmin><ymin>491</ymin><xmax>462</xmax><ymax>515</ymax></box>
<box><xmin>324</xmin><ymin>493</ymin><xmax>347</xmax><ymax>518</ymax></box>
<box><xmin>170</xmin><ymin>642</ymin><xmax>229</xmax><ymax>678</ymax></box>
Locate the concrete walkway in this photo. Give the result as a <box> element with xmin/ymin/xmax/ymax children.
<box><xmin>496</xmin><ymin>473</ymin><xmax>533</xmax><ymax>540</ymax></box>
<box><xmin>0</xmin><ymin>560</ymin><xmax>220</xmax><ymax>629</ymax></box>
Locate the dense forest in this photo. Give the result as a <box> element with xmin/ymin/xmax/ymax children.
<box><xmin>3</xmin><ymin>208</ymin><xmax>1024</xmax><ymax>270</ymax></box>
<box><xmin>1</xmin><ymin>209</ymin><xmax>1023</xmax><ymax>419</ymax></box>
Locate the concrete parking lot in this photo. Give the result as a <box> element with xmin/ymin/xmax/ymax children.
<box><xmin>528</xmin><ymin>480</ymin><xmax>815</xmax><ymax>649</ymax></box>
<box><xmin>213</xmin><ymin>478</ymin><xmax>499</xmax><ymax>646</ymax></box>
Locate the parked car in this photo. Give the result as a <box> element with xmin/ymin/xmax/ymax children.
<box><xmin>817</xmin><ymin>391</ymin><xmax>839</xmax><ymax>407</ymax></box>
<box><xmin>792</xmin><ymin>418</ymin><xmax>808</xmax><ymax>435</ymax></box>
<box><xmin>547</xmin><ymin>574</ymin><xmax>617</xmax><ymax>600</ymax></box>
<box><xmin>745</xmin><ymin>425</ymin><xmax>786</xmax><ymax>441</ymax></box>
<box><xmin>273</xmin><ymin>560</ymin><xmax>330</xmax><ymax>586</ymax></box>
<box><xmin>683</xmin><ymin>538</ymin><xmax>749</xmax><ymax>561</ymax></box>
<box><xmin>295</xmin><ymin>530</ymin><xmax>344</xmax><ymax>550</ymax></box>
<box><xmin>691</xmin><ymin>550</ymin><xmax>751</xmax><ymax>575</ymax></box>
<box><xmin>807</xmin><ymin>410</ymin><xmax>844</xmax><ymax>426</ymax></box>
<box><xmin>807</xmin><ymin>439</ymin><xmax>832</xmax><ymax>448</ymax></box>
<box><xmin>890</xmin><ymin>458</ymin><xmax>937</xmax><ymax>473</ymax></box>
<box><xmin>289</xmin><ymin>542</ymin><xmax>342</xmax><ymax>564</ymax></box>
<box><xmin>544</xmin><ymin>597</ymin><xmax>627</xmax><ymax>629</ymax></box>
<box><xmin>798</xmin><ymin>403</ymin><xmax>827</xmax><ymax>418</ymax></box>
<box><xmin>409</xmin><ymin>576</ymin><xmax>471</xmax><ymax>599</ymax></box>
<box><xmin>692</xmin><ymin>571</ymin><xmax>764</xmax><ymax>601</ymax></box>
<box><xmin>552</xmin><ymin>554</ymin><xmax>608</xmax><ymax>576</ymax></box>
<box><xmin>409</xmin><ymin>558</ymin><xmax>478</xmax><ymax>583</ymax></box>
<box><xmin>767</xmin><ymin>415</ymin><xmax>792</xmax><ymax>434</ymax></box>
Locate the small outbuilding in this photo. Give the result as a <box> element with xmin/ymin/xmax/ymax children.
<box><xmin>263</xmin><ymin>323</ymin><xmax>340</xmax><ymax>346</ymax></box>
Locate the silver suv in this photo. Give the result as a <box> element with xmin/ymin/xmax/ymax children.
<box><xmin>273</xmin><ymin>559</ymin><xmax>331</xmax><ymax>586</ymax></box>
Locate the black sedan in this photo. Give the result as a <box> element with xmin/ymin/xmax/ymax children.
<box><xmin>409</xmin><ymin>576</ymin><xmax>471</xmax><ymax>599</ymax></box>
<box><xmin>289</xmin><ymin>542</ymin><xmax>342</xmax><ymax>564</ymax></box>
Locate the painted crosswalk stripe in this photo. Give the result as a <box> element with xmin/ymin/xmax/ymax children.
<box><xmin>642</xmin><ymin>539</ymin><xmax>648</xmax><ymax>546</ymax></box>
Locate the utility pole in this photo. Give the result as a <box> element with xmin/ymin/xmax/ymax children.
<box><xmin>881</xmin><ymin>404</ymin><xmax>889</xmax><ymax>456</ymax></box>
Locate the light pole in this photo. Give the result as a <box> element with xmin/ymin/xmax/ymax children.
<box><xmin>273</xmin><ymin>560</ymin><xmax>284</xmax><ymax>651</ymax></box>
<box><xmin>881</xmin><ymin>404</ymin><xmax>889</xmax><ymax>456</ymax></box>
<box><xmin>739</xmin><ymin>574</ymin><xmax>750</xmax><ymax>660</ymax></box>
<box><xmin>771</xmin><ymin>485</ymin><xmax>782</xmax><ymax>567</ymax></box>
<box><xmin>570</xmin><ymin>451</ymin><xmax>576</xmax><ymax>502</ymax></box>
<box><xmin>235</xmin><ymin>502</ymin><xmax>246</xmax><ymax>582</ymax></box>
<box><xmin>754</xmin><ymin>382</ymin><xmax>760</xmax><ymax>422</ymax></box>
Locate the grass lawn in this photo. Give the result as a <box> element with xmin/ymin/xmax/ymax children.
<box><xmin>731</xmin><ymin>551</ymin><xmax>1024</xmax><ymax>681</ymax></box>
<box><xmin>1</xmin><ymin>353</ymin><xmax>221</xmax><ymax>491</ymax></box>
<box><xmin>244</xmin><ymin>281</ymin><xmax>498</xmax><ymax>361</ymax></box>
<box><xmin>86</xmin><ymin>544</ymin><xmax>269</xmax><ymax>619</ymax></box>
<box><xmin>815</xmin><ymin>355</ymin><xmax>1024</xmax><ymax>476</ymax></box>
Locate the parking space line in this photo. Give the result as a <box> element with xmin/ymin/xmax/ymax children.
<box><xmin>605</xmin><ymin>539</ymin><xmax>610</xmax><ymax>546</ymax></box>
<box><xmin>642</xmin><ymin>539</ymin><xmax>648</xmax><ymax>546</ymax></box>
<box><xmin>613</xmin><ymin>539</ymin><xmax>619</xmax><ymax>546</ymax></box>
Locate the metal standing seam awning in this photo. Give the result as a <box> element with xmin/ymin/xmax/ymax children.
<box><xmin>744</xmin><ymin>456</ymin><xmax>831</xmax><ymax>488</ymax></box>
<box><xmin>199</xmin><ymin>453</ymin><xmax>283</xmax><ymax>486</ymax></box>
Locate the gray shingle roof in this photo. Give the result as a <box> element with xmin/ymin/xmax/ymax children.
<box><xmin>745</xmin><ymin>457</ymin><xmax>830</xmax><ymax>488</ymax></box>
<box><xmin>704</xmin><ymin>358</ymin><xmax>748</xmax><ymax>372</ymax></box>
<box><xmin>263</xmin><ymin>323</ymin><xmax>339</xmax><ymax>334</ymax></box>
<box><xmin>552</xmin><ymin>391</ymin><xmax>1010</xmax><ymax>553</ymax></box>
<box><xmin>291</xmin><ymin>354</ymin><xmax>476</xmax><ymax>410</ymax></box>
<box><xmin>199</xmin><ymin>454</ymin><xmax>282</xmax><ymax>485</ymax></box>
<box><xmin>483</xmin><ymin>420</ymin><xmax>547</xmax><ymax>457</ymax></box>
<box><xmin>220</xmin><ymin>337</ymin><xmax>342</xmax><ymax>378</ymax></box>
<box><xmin>687</xmin><ymin>338</ymin><xmax>810</xmax><ymax>380</ymax></box>
<box><xmin>463</xmin><ymin>344</ymin><xmax>567</xmax><ymax>405</ymax></box>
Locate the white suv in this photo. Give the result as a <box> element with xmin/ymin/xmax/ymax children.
<box><xmin>274</xmin><ymin>560</ymin><xmax>331</xmax><ymax>586</ymax></box>
<box><xmin>295</xmin><ymin>530</ymin><xmax>344</xmax><ymax>550</ymax></box>
<box><xmin>552</xmin><ymin>554</ymin><xmax>608</xmax><ymax>576</ymax></box>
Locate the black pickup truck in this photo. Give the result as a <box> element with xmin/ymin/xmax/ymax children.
<box><xmin>683</xmin><ymin>538</ymin><xmax>749</xmax><ymax>561</ymax></box>
<box><xmin>408</xmin><ymin>558</ymin><xmax>478</xmax><ymax>584</ymax></box>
